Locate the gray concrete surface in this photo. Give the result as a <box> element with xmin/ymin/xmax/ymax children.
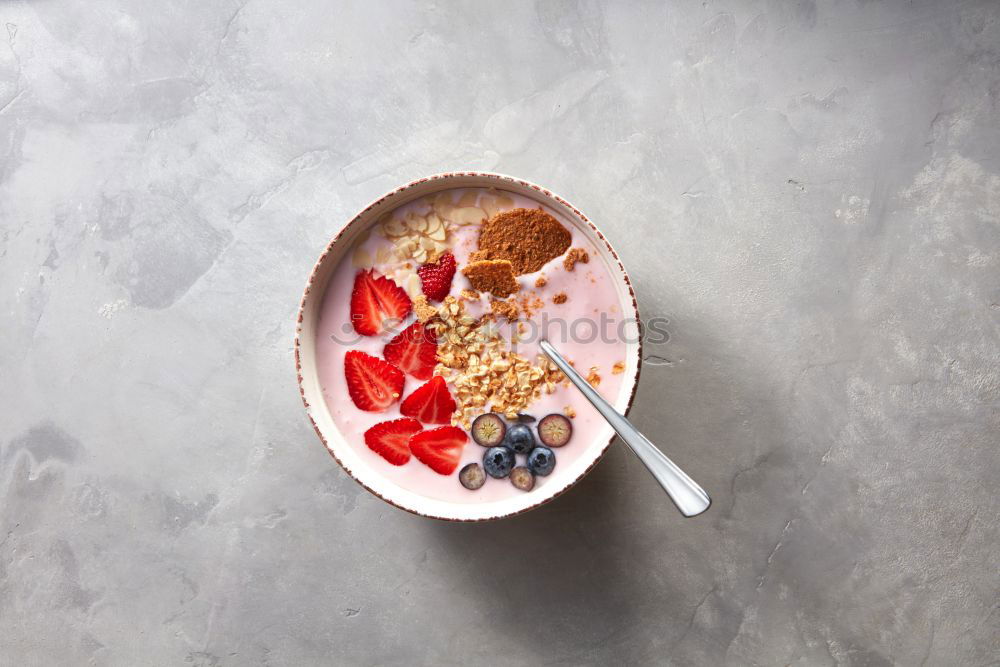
<box><xmin>1</xmin><ymin>1</ymin><xmax>998</xmax><ymax>665</ymax></box>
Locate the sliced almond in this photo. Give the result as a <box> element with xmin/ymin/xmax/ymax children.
<box><xmin>452</xmin><ymin>207</ymin><xmax>486</xmax><ymax>226</ymax></box>
<box><xmin>374</xmin><ymin>246</ymin><xmax>392</xmax><ymax>264</ymax></box>
<box><xmin>480</xmin><ymin>195</ymin><xmax>498</xmax><ymax>218</ymax></box>
<box><xmin>428</xmin><ymin>225</ymin><xmax>447</xmax><ymax>242</ymax></box>
<box><xmin>457</xmin><ymin>191</ymin><xmax>478</xmax><ymax>208</ymax></box>
<box><xmin>434</xmin><ymin>202</ymin><xmax>455</xmax><ymax>222</ymax></box>
<box><xmin>404</xmin><ymin>273</ymin><xmax>422</xmax><ymax>299</ymax></box>
<box><xmin>496</xmin><ymin>194</ymin><xmax>515</xmax><ymax>210</ymax></box>
<box><xmin>385</xmin><ymin>217</ymin><xmax>406</xmax><ymax>237</ymax></box>
<box><xmin>425</xmin><ymin>213</ymin><xmax>442</xmax><ymax>232</ymax></box>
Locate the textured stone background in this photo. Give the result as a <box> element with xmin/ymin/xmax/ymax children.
<box><xmin>1</xmin><ymin>1</ymin><xmax>998</xmax><ymax>665</ymax></box>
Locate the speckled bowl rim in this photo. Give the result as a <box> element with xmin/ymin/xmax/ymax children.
<box><xmin>295</xmin><ymin>172</ymin><xmax>642</xmax><ymax>521</ymax></box>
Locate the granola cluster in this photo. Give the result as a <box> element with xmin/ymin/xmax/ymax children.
<box><xmin>429</xmin><ymin>296</ymin><xmax>566</xmax><ymax>427</ymax></box>
<box><xmin>412</xmin><ymin>294</ymin><xmax>438</xmax><ymax>323</ymax></box>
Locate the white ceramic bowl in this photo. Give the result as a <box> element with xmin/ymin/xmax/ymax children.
<box><xmin>295</xmin><ymin>173</ymin><xmax>642</xmax><ymax>521</ymax></box>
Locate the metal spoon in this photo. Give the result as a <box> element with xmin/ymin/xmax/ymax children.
<box><xmin>539</xmin><ymin>340</ymin><xmax>711</xmax><ymax>517</ymax></box>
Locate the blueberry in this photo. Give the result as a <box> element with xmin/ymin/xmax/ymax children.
<box><xmin>516</xmin><ymin>413</ymin><xmax>536</xmax><ymax>423</ymax></box>
<box><xmin>471</xmin><ymin>413</ymin><xmax>506</xmax><ymax>447</ymax></box>
<box><xmin>483</xmin><ymin>446</ymin><xmax>515</xmax><ymax>478</ymax></box>
<box><xmin>527</xmin><ymin>446</ymin><xmax>556</xmax><ymax>476</ymax></box>
<box><xmin>509</xmin><ymin>466</ymin><xmax>535</xmax><ymax>492</ymax></box>
<box><xmin>459</xmin><ymin>463</ymin><xmax>486</xmax><ymax>490</ymax></box>
<box><xmin>537</xmin><ymin>413</ymin><xmax>572</xmax><ymax>447</ymax></box>
<box><xmin>503</xmin><ymin>423</ymin><xmax>536</xmax><ymax>454</ymax></box>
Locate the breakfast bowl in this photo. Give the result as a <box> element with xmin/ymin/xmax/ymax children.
<box><xmin>295</xmin><ymin>173</ymin><xmax>642</xmax><ymax>521</ymax></box>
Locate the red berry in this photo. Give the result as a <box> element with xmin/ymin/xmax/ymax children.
<box><xmin>350</xmin><ymin>269</ymin><xmax>412</xmax><ymax>336</ymax></box>
<box><xmin>383</xmin><ymin>320</ymin><xmax>438</xmax><ymax>380</ymax></box>
<box><xmin>409</xmin><ymin>426</ymin><xmax>468</xmax><ymax>475</ymax></box>
<box><xmin>363</xmin><ymin>418</ymin><xmax>422</xmax><ymax>465</ymax></box>
<box><xmin>343</xmin><ymin>350</ymin><xmax>405</xmax><ymax>412</ymax></box>
<box><xmin>417</xmin><ymin>252</ymin><xmax>456</xmax><ymax>302</ymax></box>
<box><xmin>399</xmin><ymin>375</ymin><xmax>456</xmax><ymax>424</ymax></box>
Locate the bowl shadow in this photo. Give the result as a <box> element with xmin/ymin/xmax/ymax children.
<box><xmin>429</xmin><ymin>446</ymin><xmax>675</xmax><ymax>663</ymax></box>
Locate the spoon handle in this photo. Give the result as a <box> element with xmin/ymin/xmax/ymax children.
<box><xmin>539</xmin><ymin>340</ymin><xmax>712</xmax><ymax>517</ymax></box>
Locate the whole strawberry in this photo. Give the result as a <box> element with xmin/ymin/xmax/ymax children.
<box><xmin>417</xmin><ymin>252</ymin><xmax>456</xmax><ymax>302</ymax></box>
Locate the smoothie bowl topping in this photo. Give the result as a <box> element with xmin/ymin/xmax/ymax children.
<box><xmin>305</xmin><ymin>179</ymin><xmax>637</xmax><ymax>515</ymax></box>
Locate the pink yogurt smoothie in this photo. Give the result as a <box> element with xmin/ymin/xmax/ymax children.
<box><xmin>315</xmin><ymin>188</ymin><xmax>631</xmax><ymax>504</ymax></box>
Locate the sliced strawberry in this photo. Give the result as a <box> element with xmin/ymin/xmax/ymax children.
<box><xmin>417</xmin><ymin>252</ymin><xmax>457</xmax><ymax>302</ymax></box>
<box><xmin>350</xmin><ymin>270</ymin><xmax>412</xmax><ymax>336</ymax></box>
<box><xmin>400</xmin><ymin>375</ymin><xmax>457</xmax><ymax>424</ymax></box>
<box><xmin>350</xmin><ymin>270</ymin><xmax>381</xmax><ymax>336</ymax></box>
<box><xmin>371</xmin><ymin>272</ymin><xmax>412</xmax><ymax>323</ymax></box>
<box><xmin>409</xmin><ymin>425</ymin><xmax>468</xmax><ymax>475</ymax></box>
<box><xmin>364</xmin><ymin>417</ymin><xmax>422</xmax><ymax>465</ymax></box>
<box><xmin>383</xmin><ymin>320</ymin><xmax>438</xmax><ymax>380</ymax></box>
<box><xmin>343</xmin><ymin>350</ymin><xmax>405</xmax><ymax>412</ymax></box>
